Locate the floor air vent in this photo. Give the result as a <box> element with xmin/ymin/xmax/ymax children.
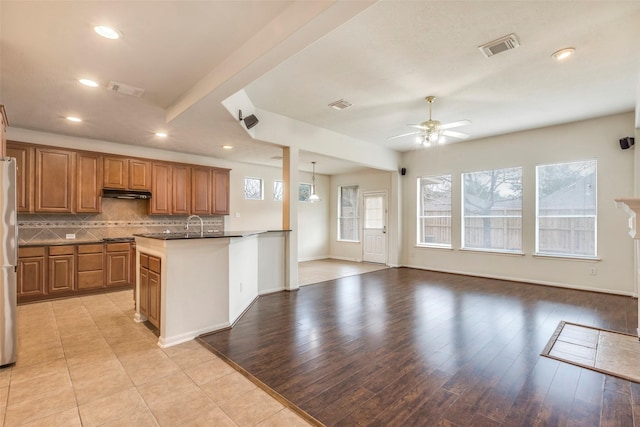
<box><xmin>479</xmin><ymin>33</ymin><xmax>520</xmax><ymax>58</ymax></box>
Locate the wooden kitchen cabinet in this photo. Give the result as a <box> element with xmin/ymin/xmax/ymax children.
<box><xmin>212</xmin><ymin>169</ymin><xmax>230</xmax><ymax>215</ymax></box>
<box><xmin>139</xmin><ymin>252</ymin><xmax>160</xmax><ymax>328</ymax></box>
<box><xmin>171</xmin><ymin>164</ymin><xmax>191</xmax><ymax>214</ymax></box>
<box><xmin>17</xmin><ymin>247</ymin><xmax>46</xmax><ymax>300</ymax></box>
<box><xmin>76</xmin><ymin>152</ymin><xmax>102</xmax><ymax>213</ymax></box>
<box><xmin>191</xmin><ymin>166</ymin><xmax>211</xmax><ymax>215</ymax></box>
<box><xmin>150</xmin><ymin>162</ymin><xmax>172</xmax><ymax>214</ymax></box>
<box><xmin>129</xmin><ymin>159</ymin><xmax>151</xmax><ymax>191</ymax></box>
<box><xmin>1</xmin><ymin>105</ymin><xmax>7</xmax><ymax>157</ymax></box>
<box><xmin>106</xmin><ymin>243</ymin><xmax>130</xmax><ymax>287</ymax></box>
<box><xmin>77</xmin><ymin>244</ymin><xmax>105</xmax><ymax>290</ymax></box>
<box><xmin>48</xmin><ymin>246</ymin><xmax>75</xmax><ymax>294</ymax></box>
<box><xmin>35</xmin><ymin>147</ymin><xmax>75</xmax><ymax>212</ymax></box>
<box><xmin>104</xmin><ymin>156</ymin><xmax>150</xmax><ymax>191</ymax></box>
<box><xmin>6</xmin><ymin>141</ymin><xmax>34</xmax><ymax>213</ymax></box>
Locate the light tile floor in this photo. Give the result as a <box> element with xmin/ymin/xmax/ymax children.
<box><xmin>0</xmin><ymin>259</ymin><xmax>385</xmax><ymax>426</ymax></box>
<box><xmin>0</xmin><ymin>291</ymin><xmax>311</xmax><ymax>427</ymax></box>
<box><xmin>547</xmin><ymin>322</ymin><xmax>640</xmax><ymax>383</ymax></box>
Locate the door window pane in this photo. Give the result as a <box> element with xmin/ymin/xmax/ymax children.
<box><xmin>338</xmin><ymin>185</ymin><xmax>359</xmax><ymax>241</ymax></box>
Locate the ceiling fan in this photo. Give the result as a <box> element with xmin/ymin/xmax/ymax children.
<box><xmin>388</xmin><ymin>96</ymin><xmax>470</xmax><ymax>146</ymax></box>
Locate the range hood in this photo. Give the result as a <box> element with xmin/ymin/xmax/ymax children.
<box><xmin>102</xmin><ymin>189</ymin><xmax>152</xmax><ymax>199</ymax></box>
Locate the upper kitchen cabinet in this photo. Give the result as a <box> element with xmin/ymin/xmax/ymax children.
<box><xmin>150</xmin><ymin>162</ymin><xmax>172</xmax><ymax>214</ymax></box>
<box><xmin>76</xmin><ymin>152</ymin><xmax>102</xmax><ymax>213</ymax></box>
<box><xmin>191</xmin><ymin>166</ymin><xmax>211</xmax><ymax>215</ymax></box>
<box><xmin>1</xmin><ymin>105</ymin><xmax>7</xmax><ymax>157</ymax></box>
<box><xmin>212</xmin><ymin>169</ymin><xmax>230</xmax><ymax>215</ymax></box>
<box><xmin>103</xmin><ymin>156</ymin><xmax>151</xmax><ymax>191</ymax></box>
<box><xmin>172</xmin><ymin>164</ymin><xmax>191</xmax><ymax>215</ymax></box>
<box><xmin>6</xmin><ymin>141</ymin><xmax>34</xmax><ymax>213</ymax></box>
<box><xmin>35</xmin><ymin>147</ymin><xmax>75</xmax><ymax>213</ymax></box>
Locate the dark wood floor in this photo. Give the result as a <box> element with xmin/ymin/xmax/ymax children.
<box><xmin>199</xmin><ymin>268</ymin><xmax>640</xmax><ymax>427</ymax></box>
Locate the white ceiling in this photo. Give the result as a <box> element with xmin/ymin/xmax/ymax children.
<box><xmin>2</xmin><ymin>1</ymin><xmax>639</xmax><ymax>175</ymax></box>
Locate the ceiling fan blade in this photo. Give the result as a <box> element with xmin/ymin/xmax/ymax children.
<box><xmin>442</xmin><ymin>130</ymin><xmax>470</xmax><ymax>139</ymax></box>
<box><xmin>440</xmin><ymin>119</ymin><xmax>471</xmax><ymax>130</ymax></box>
<box><xmin>387</xmin><ymin>131</ymin><xmax>420</xmax><ymax>140</ymax></box>
<box><xmin>408</xmin><ymin>124</ymin><xmax>428</xmax><ymax>130</ymax></box>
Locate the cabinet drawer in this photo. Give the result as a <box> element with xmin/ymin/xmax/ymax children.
<box><xmin>78</xmin><ymin>244</ymin><xmax>104</xmax><ymax>254</ymax></box>
<box><xmin>106</xmin><ymin>243</ymin><xmax>130</xmax><ymax>252</ymax></box>
<box><xmin>140</xmin><ymin>253</ymin><xmax>149</xmax><ymax>269</ymax></box>
<box><xmin>77</xmin><ymin>271</ymin><xmax>104</xmax><ymax>290</ymax></box>
<box><xmin>148</xmin><ymin>256</ymin><xmax>161</xmax><ymax>274</ymax></box>
<box><xmin>19</xmin><ymin>247</ymin><xmax>45</xmax><ymax>257</ymax></box>
<box><xmin>77</xmin><ymin>253</ymin><xmax>104</xmax><ymax>271</ymax></box>
<box><xmin>49</xmin><ymin>246</ymin><xmax>75</xmax><ymax>256</ymax></box>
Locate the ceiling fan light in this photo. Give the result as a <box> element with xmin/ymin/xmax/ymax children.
<box><xmin>438</xmin><ymin>136</ymin><xmax>446</xmax><ymax>144</ymax></box>
<box><xmin>428</xmin><ymin>132</ymin><xmax>439</xmax><ymax>142</ymax></box>
<box><xmin>423</xmin><ymin>141</ymin><xmax>431</xmax><ymax>148</ymax></box>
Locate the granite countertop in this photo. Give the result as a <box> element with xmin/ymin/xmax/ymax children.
<box><xmin>134</xmin><ymin>230</ymin><xmax>290</xmax><ymax>240</ymax></box>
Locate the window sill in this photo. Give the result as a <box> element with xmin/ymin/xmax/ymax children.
<box><xmin>337</xmin><ymin>240</ymin><xmax>360</xmax><ymax>243</ymax></box>
<box><xmin>533</xmin><ymin>253</ymin><xmax>601</xmax><ymax>262</ymax></box>
<box><xmin>459</xmin><ymin>248</ymin><xmax>525</xmax><ymax>257</ymax></box>
<box><xmin>415</xmin><ymin>244</ymin><xmax>453</xmax><ymax>250</ymax></box>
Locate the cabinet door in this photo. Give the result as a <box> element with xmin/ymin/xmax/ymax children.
<box><xmin>172</xmin><ymin>165</ymin><xmax>191</xmax><ymax>214</ymax></box>
<box><xmin>139</xmin><ymin>266</ymin><xmax>149</xmax><ymax>318</ymax></box>
<box><xmin>129</xmin><ymin>159</ymin><xmax>151</xmax><ymax>191</ymax></box>
<box><xmin>6</xmin><ymin>142</ymin><xmax>34</xmax><ymax>213</ymax></box>
<box><xmin>106</xmin><ymin>251</ymin><xmax>130</xmax><ymax>287</ymax></box>
<box><xmin>212</xmin><ymin>169</ymin><xmax>230</xmax><ymax>215</ymax></box>
<box><xmin>35</xmin><ymin>148</ymin><xmax>75</xmax><ymax>212</ymax></box>
<box><xmin>150</xmin><ymin>162</ymin><xmax>172</xmax><ymax>214</ymax></box>
<box><xmin>103</xmin><ymin>157</ymin><xmax>128</xmax><ymax>189</ymax></box>
<box><xmin>17</xmin><ymin>256</ymin><xmax>46</xmax><ymax>298</ymax></box>
<box><xmin>48</xmin><ymin>255</ymin><xmax>75</xmax><ymax>293</ymax></box>
<box><xmin>191</xmin><ymin>167</ymin><xmax>211</xmax><ymax>215</ymax></box>
<box><xmin>147</xmin><ymin>269</ymin><xmax>160</xmax><ymax>328</ymax></box>
<box><xmin>0</xmin><ymin>106</ymin><xmax>6</xmax><ymax>157</ymax></box>
<box><xmin>77</xmin><ymin>152</ymin><xmax>102</xmax><ymax>213</ymax></box>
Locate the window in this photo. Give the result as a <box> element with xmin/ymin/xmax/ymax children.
<box><xmin>338</xmin><ymin>185</ymin><xmax>359</xmax><ymax>241</ymax></box>
<box><xmin>417</xmin><ymin>175</ymin><xmax>452</xmax><ymax>246</ymax></box>
<box><xmin>273</xmin><ymin>180</ymin><xmax>283</xmax><ymax>201</ymax></box>
<box><xmin>243</xmin><ymin>177</ymin><xmax>263</xmax><ymax>200</ymax></box>
<box><xmin>299</xmin><ymin>183</ymin><xmax>312</xmax><ymax>202</ymax></box>
<box><xmin>536</xmin><ymin>160</ymin><xmax>597</xmax><ymax>257</ymax></box>
<box><xmin>462</xmin><ymin>167</ymin><xmax>522</xmax><ymax>252</ymax></box>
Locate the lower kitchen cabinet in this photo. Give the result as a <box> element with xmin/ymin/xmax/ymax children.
<box><xmin>48</xmin><ymin>246</ymin><xmax>75</xmax><ymax>293</ymax></box>
<box><xmin>106</xmin><ymin>243</ymin><xmax>131</xmax><ymax>287</ymax></box>
<box><xmin>139</xmin><ymin>252</ymin><xmax>160</xmax><ymax>328</ymax></box>
<box><xmin>17</xmin><ymin>247</ymin><xmax>46</xmax><ymax>299</ymax></box>
<box><xmin>77</xmin><ymin>244</ymin><xmax>105</xmax><ymax>290</ymax></box>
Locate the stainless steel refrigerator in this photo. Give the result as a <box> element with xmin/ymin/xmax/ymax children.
<box><xmin>0</xmin><ymin>158</ymin><xmax>17</xmax><ymax>367</ymax></box>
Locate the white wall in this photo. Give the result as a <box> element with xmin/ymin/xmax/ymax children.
<box><xmin>402</xmin><ymin>112</ymin><xmax>637</xmax><ymax>295</ymax></box>
<box><xmin>329</xmin><ymin>170</ymin><xmax>393</xmax><ymax>262</ymax></box>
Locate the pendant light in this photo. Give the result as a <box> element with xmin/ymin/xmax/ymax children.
<box><xmin>309</xmin><ymin>161</ymin><xmax>320</xmax><ymax>202</ymax></box>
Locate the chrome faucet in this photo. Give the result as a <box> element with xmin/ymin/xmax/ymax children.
<box><xmin>185</xmin><ymin>215</ymin><xmax>204</xmax><ymax>237</ymax></box>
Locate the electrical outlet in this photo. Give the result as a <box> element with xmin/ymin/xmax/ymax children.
<box><xmin>235</xmin><ymin>212</ymin><xmax>241</xmax><ymax>218</ymax></box>
<box><xmin>589</xmin><ymin>267</ymin><xmax>597</xmax><ymax>276</ymax></box>
<box><xmin>66</xmin><ymin>233</ymin><xmax>76</xmax><ymax>239</ymax></box>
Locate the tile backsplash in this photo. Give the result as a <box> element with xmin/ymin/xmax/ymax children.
<box><xmin>18</xmin><ymin>198</ymin><xmax>224</xmax><ymax>244</ymax></box>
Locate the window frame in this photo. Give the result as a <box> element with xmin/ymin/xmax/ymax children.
<box><xmin>535</xmin><ymin>160</ymin><xmax>597</xmax><ymax>259</ymax></box>
<box><xmin>461</xmin><ymin>166</ymin><xmax>523</xmax><ymax>254</ymax></box>
<box><xmin>416</xmin><ymin>174</ymin><xmax>452</xmax><ymax>248</ymax></box>
<box><xmin>243</xmin><ymin>177</ymin><xmax>264</xmax><ymax>200</ymax></box>
<box><xmin>338</xmin><ymin>184</ymin><xmax>360</xmax><ymax>242</ymax></box>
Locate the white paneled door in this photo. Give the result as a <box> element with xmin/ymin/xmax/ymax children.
<box><xmin>363</xmin><ymin>192</ymin><xmax>387</xmax><ymax>264</ymax></box>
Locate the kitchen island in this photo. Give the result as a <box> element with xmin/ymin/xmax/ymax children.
<box><xmin>134</xmin><ymin>230</ymin><xmax>289</xmax><ymax>347</ymax></box>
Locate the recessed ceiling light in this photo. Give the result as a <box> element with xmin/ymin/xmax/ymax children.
<box><xmin>552</xmin><ymin>47</ymin><xmax>575</xmax><ymax>61</ymax></box>
<box><xmin>79</xmin><ymin>78</ymin><xmax>99</xmax><ymax>88</ymax></box>
<box><xmin>222</xmin><ymin>145</ymin><xmax>233</xmax><ymax>150</ymax></box>
<box><xmin>66</xmin><ymin>116</ymin><xmax>82</xmax><ymax>122</ymax></box>
<box><xmin>155</xmin><ymin>132</ymin><xmax>168</xmax><ymax>138</ymax></box>
<box><xmin>94</xmin><ymin>25</ymin><xmax>121</xmax><ymax>40</ymax></box>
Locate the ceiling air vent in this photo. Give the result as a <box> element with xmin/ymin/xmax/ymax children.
<box><xmin>478</xmin><ymin>33</ymin><xmax>520</xmax><ymax>58</ymax></box>
<box><xmin>328</xmin><ymin>99</ymin><xmax>352</xmax><ymax>110</ymax></box>
<box><xmin>108</xmin><ymin>81</ymin><xmax>145</xmax><ymax>97</ymax></box>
